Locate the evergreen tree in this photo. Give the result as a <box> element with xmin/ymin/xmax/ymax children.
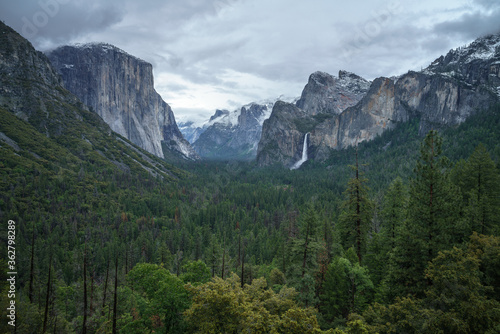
<box><xmin>287</xmin><ymin>204</ymin><xmax>322</xmax><ymax>306</ymax></box>
<box><xmin>365</xmin><ymin>178</ymin><xmax>407</xmax><ymax>297</ymax></box>
<box><xmin>380</xmin><ymin>177</ymin><xmax>407</xmax><ymax>251</ymax></box>
<box><xmin>390</xmin><ymin>130</ymin><xmax>462</xmax><ymax>297</ymax></box>
<box><xmin>337</xmin><ymin>151</ymin><xmax>373</xmax><ymax>264</ymax></box>
<box><xmin>456</xmin><ymin>144</ymin><xmax>500</xmax><ymax>235</ymax></box>
<box><xmin>320</xmin><ymin>248</ymin><xmax>374</xmax><ymax>323</ymax></box>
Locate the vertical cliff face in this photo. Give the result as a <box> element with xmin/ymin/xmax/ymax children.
<box><xmin>257</xmin><ymin>33</ymin><xmax>500</xmax><ymax>167</ymax></box>
<box><xmin>46</xmin><ymin>43</ymin><xmax>198</xmax><ymax>160</ymax></box>
<box><xmin>257</xmin><ymin>101</ymin><xmax>308</xmax><ymax>166</ymax></box>
<box><xmin>257</xmin><ymin>71</ymin><xmax>371</xmax><ymax>167</ymax></box>
<box><xmin>308</xmin><ymin>69</ymin><xmax>496</xmax><ymax>158</ymax></box>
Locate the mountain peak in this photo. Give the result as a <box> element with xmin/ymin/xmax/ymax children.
<box><xmin>52</xmin><ymin>42</ymin><xmax>148</xmax><ymax>64</ymax></box>
<box><xmin>209</xmin><ymin>109</ymin><xmax>230</xmax><ymax>122</ymax></box>
<box><xmin>296</xmin><ymin>70</ymin><xmax>370</xmax><ymax>115</ymax></box>
<box><xmin>426</xmin><ymin>32</ymin><xmax>500</xmax><ymax>73</ymax></box>
<box><xmin>309</xmin><ymin>71</ymin><xmax>336</xmax><ymax>87</ymax></box>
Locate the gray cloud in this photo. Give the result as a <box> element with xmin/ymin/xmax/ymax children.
<box><xmin>1</xmin><ymin>0</ymin><xmax>499</xmax><ymax>122</ymax></box>
<box><xmin>433</xmin><ymin>9</ymin><xmax>500</xmax><ymax>39</ymax></box>
<box><xmin>0</xmin><ymin>0</ymin><xmax>125</xmax><ymax>47</ymax></box>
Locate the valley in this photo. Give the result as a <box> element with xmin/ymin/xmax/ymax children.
<box><xmin>0</xmin><ymin>17</ymin><xmax>500</xmax><ymax>334</ymax></box>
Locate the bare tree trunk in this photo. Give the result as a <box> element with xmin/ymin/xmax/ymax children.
<box><xmin>221</xmin><ymin>236</ymin><xmax>226</xmax><ymax>279</ymax></box>
<box><xmin>43</xmin><ymin>253</ymin><xmax>52</xmax><ymax>333</ymax></box>
<box><xmin>82</xmin><ymin>244</ymin><xmax>87</xmax><ymax>334</ymax></box>
<box><xmin>241</xmin><ymin>244</ymin><xmax>245</xmax><ymax>288</ymax></box>
<box><xmin>29</xmin><ymin>222</ymin><xmax>36</xmax><ymax>303</ymax></box>
<box><xmin>90</xmin><ymin>272</ymin><xmax>94</xmax><ymax>316</ymax></box>
<box><xmin>102</xmin><ymin>260</ymin><xmax>109</xmax><ymax>317</ymax></box>
<box><xmin>112</xmin><ymin>256</ymin><xmax>118</xmax><ymax>334</ymax></box>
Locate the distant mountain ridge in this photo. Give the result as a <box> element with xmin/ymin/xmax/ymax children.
<box><xmin>46</xmin><ymin>43</ymin><xmax>199</xmax><ymax>160</ymax></box>
<box><xmin>257</xmin><ymin>33</ymin><xmax>500</xmax><ymax>167</ymax></box>
<box><xmin>180</xmin><ymin>96</ymin><xmax>297</xmax><ymax>160</ymax></box>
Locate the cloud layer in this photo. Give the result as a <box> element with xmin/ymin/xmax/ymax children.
<box><xmin>1</xmin><ymin>0</ymin><xmax>499</xmax><ymax>123</ymax></box>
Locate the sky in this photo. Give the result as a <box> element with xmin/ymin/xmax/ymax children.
<box><xmin>1</xmin><ymin>0</ymin><xmax>500</xmax><ymax>125</ymax></box>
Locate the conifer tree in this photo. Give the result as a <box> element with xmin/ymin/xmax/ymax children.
<box><xmin>390</xmin><ymin>130</ymin><xmax>462</xmax><ymax>297</ymax></box>
<box><xmin>338</xmin><ymin>151</ymin><xmax>373</xmax><ymax>264</ymax></box>
<box><xmin>457</xmin><ymin>144</ymin><xmax>500</xmax><ymax>235</ymax></box>
<box><xmin>380</xmin><ymin>177</ymin><xmax>407</xmax><ymax>250</ymax></box>
<box><xmin>286</xmin><ymin>204</ymin><xmax>322</xmax><ymax>306</ymax></box>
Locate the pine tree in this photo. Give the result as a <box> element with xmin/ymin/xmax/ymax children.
<box><xmin>380</xmin><ymin>177</ymin><xmax>407</xmax><ymax>251</ymax></box>
<box><xmin>286</xmin><ymin>204</ymin><xmax>322</xmax><ymax>306</ymax></box>
<box><xmin>457</xmin><ymin>144</ymin><xmax>500</xmax><ymax>235</ymax></box>
<box><xmin>300</xmin><ymin>205</ymin><xmax>321</xmax><ymax>278</ymax></box>
<box><xmin>391</xmin><ymin>130</ymin><xmax>462</xmax><ymax>297</ymax></box>
<box><xmin>338</xmin><ymin>150</ymin><xmax>373</xmax><ymax>264</ymax></box>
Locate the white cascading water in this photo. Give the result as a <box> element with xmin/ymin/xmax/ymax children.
<box><xmin>290</xmin><ymin>133</ymin><xmax>309</xmax><ymax>170</ymax></box>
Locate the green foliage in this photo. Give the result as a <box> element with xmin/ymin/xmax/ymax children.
<box><xmin>320</xmin><ymin>253</ymin><xmax>374</xmax><ymax>323</ymax></box>
<box><xmin>184</xmin><ymin>274</ymin><xmax>332</xmax><ymax>333</ymax></box>
<box><xmin>379</xmin><ymin>177</ymin><xmax>408</xmax><ymax>250</ymax></box>
<box><xmin>337</xmin><ymin>154</ymin><xmax>374</xmax><ymax>264</ymax></box>
<box><xmin>181</xmin><ymin>260</ymin><xmax>211</xmax><ymax>285</ymax></box>
<box><xmin>2</xmin><ymin>56</ymin><xmax>500</xmax><ymax>334</ymax></box>
<box><xmin>363</xmin><ymin>234</ymin><xmax>500</xmax><ymax>334</ymax></box>
<box><xmin>453</xmin><ymin>144</ymin><xmax>500</xmax><ymax>235</ymax></box>
<box><xmin>389</xmin><ymin>130</ymin><xmax>464</xmax><ymax>297</ymax></box>
<box><xmin>122</xmin><ymin>263</ymin><xmax>189</xmax><ymax>333</ymax></box>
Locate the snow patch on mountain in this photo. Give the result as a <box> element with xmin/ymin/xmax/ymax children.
<box><xmin>425</xmin><ymin>33</ymin><xmax>500</xmax><ymax>75</ymax></box>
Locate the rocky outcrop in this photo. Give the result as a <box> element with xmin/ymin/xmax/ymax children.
<box><xmin>257</xmin><ymin>101</ymin><xmax>309</xmax><ymax>166</ymax></box>
<box><xmin>0</xmin><ymin>22</ymin><xmax>76</xmax><ymax>132</ymax></box>
<box><xmin>46</xmin><ymin>43</ymin><xmax>198</xmax><ymax>160</ymax></box>
<box><xmin>257</xmin><ymin>33</ymin><xmax>500</xmax><ymax>167</ymax></box>
<box><xmin>296</xmin><ymin>71</ymin><xmax>371</xmax><ymax>115</ymax></box>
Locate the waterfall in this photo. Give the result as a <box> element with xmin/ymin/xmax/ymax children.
<box><xmin>290</xmin><ymin>133</ymin><xmax>309</xmax><ymax>170</ymax></box>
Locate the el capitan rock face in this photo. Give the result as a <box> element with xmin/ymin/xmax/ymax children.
<box><xmin>257</xmin><ymin>33</ymin><xmax>500</xmax><ymax>167</ymax></box>
<box><xmin>46</xmin><ymin>43</ymin><xmax>198</xmax><ymax>160</ymax></box>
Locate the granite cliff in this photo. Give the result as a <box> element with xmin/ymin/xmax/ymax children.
<box><xmin>257</xmin><ymin>33</ymin><xmax>500</xmax><ymax>167</ymax></box>
<box><xmin>0</xmin><ymin>21</ymin><xmax>180</xmax><ymax>178</ymax></box>
<box><xmin>257</xmin><ymin>71</ymin><xmax>371</xmax><ymax>166</ymax></box>
<box><xmin>46</xmin><ymin>43</ymin><xmax>198</xmax><ymax>160</ymax></box>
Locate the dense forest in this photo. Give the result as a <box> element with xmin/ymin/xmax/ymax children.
<box><xmin>1</xmin><ymin>103</ymin><xmax>500</xmax><ymax>333</ymax></box>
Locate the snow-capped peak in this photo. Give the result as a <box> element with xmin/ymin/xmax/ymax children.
<box><xmin>426</xmin><ymin>33</ymin><xmax>500</xmax><ymax>73</ymax></box>
<box><xmin>337</xmin><ymin>70</ymin><xmax>371</xmax><ymax>93</ymax></box>
<box><xmin>70</xmin><ymin>42</ymin><xmax>146</xmax><ymax>62</ymax></box>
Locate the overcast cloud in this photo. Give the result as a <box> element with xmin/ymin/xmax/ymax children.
<box><xmin>1</xmin><ymin>0</ymin><xmax>500</xmax><ymax>124</ymax></box>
